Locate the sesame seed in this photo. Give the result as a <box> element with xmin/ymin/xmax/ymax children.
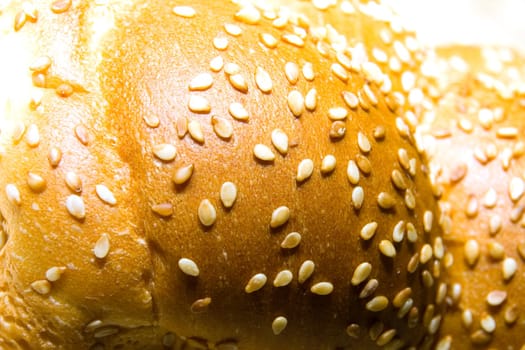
<box><xmin>173</xmin><ymin>164</ymin><xmax>194</xmax><ymax>185</ymax></box>
<box><xmin>224</xmin><ymin>63</ymin><xmax>240</xmax><ymax>75</ymax></box>
<box><xmin>422</xmin><ymin>270</ymin><xmax>434</xmax><ymax>288</ymax></box>
<box><xmin>496</xmin><ymin>127</ymin><xmax>518</xmax><ymax>139</ymax></box>
<box><xmin>272</xmin><ymin>316</ymin><xmax>288</xmax><ymax>335</ymax></box>
<box><xmin>488</xmin><ymin>215</ymin><xmax>502</xmax><ymax>235</ymax></box>
<box><xmin>298</xmin><ymin>260</ymin><xmax>315</xmax><ymax>283</ymax></box>
<box><xmin>423</xmin><ymin>211</ymin><xmax>433</xmax><ymax>233</ymax></box>
<box><xmin>271</xmin><ymin>129</ymin><xmax>288</xmax><ymax>155</ymax></box>
<box><xmin>310</xmin><ymin>282</ymin><xmax>334</xmax><ymax>295</ymax></box>
<box><xmin>464</xmin><ymin>239</ymin><xmax>480</xmax><ymax>266</ymax></box>
<box><xmin>209</xmin><ymin>56</ymin><xmax>224</xmax><ymax>72</ymax></box>
<box><xmin>66</xmin><ymin>195</ymin><xmax>85</xmax><ymax>219</ymax></box>
<box><xmin>190</xmin><ymin>297</ymin><xmax>211</xmax><ymax>313</ymax></box>
<box><xmin>329</xmin><ymin>121</ymin><xmax>346</xmax><ymax>139</ymax></box>
<box><xmin>328</xmin><ymin>107</ymin><xmax>348</xmax><ymax>121</ymax></box>
<box><xmin>357</xmin><ymin>132</ymin><xmax>371</xmax><ymax>153</ymax></box>
<box><xmin>393</xmin><ymin>287</ymin><xmax>412</xmax><ymax>308</ymax></box>
<box><xmin>25</xmin><ymin>124</ymin><xmax>40</xmax><ymax>147</ymax></box>
<box><xmin>153</xmin><ymin>144</ymin><xmax>177</xmax><ymax>162</ymax></box>
<box><xmin>151</xmin><ymin>203</ymin><xmax>173</xmax><ymax>218</ymax></box>
<box><xmin>270</xmin><ymin>206</ymin><xmax>290</xmax><ymax>228</ymax></box>
<box><xmin>363</xmin><ymin>84</ymin><xmax>378</xmax><ymax>106</ymax></box>
<box><xmin>346</xmin><ymin>324</ymin><xmax>361</xmax><ymax>339</ymax></box>
<box><xmin>392</xmin><ymin>221</ymin><xmax>405</xmax><ymax>243</ymax></box>
<box><xmin>351</xmin><ymin>262</ymin><xmax>372</xmax><ymax>285</ymax></box>
<box><xmin>502</xmin><ymin>257</ymin><xmax>517</xmax><ymax>280</ymax></box>
<box><xmin>56</xmin><ymin>83</ymin><xmax>74</xmax><ymax>98</ymax></box>
<box><xmin>420</xmin><ymin>244</ymin><xmax>433</xmax><ymax>264</ymax></box>
<box><xmin>210</xmin><ymin>116</ymin><xmax>233</xmax><ymax>140</ymax></box>
<box><xmin>64</xmin><ymin>172</ymin><xmax>82</xmax><ymax>193</ymax></box>
<box><xmin>487</xmin><ymin>290</ymin><xmax>507</xmax><ymax>306</ymax></box>
<box><xmin>356</xmin><ymin>155</ymin><xmax>371</xmax><ymax>175</ymax></box>
<box><xmin>342</xmin><ymin>91</ymin><xmax>359</xmax><ymax>109</ymax></box>
<box><xmin>188</xmin><ymin>96</ymin><xmax>211</xmax><ymax>114</ymax></box>
<box><xmin>198</xmin><ymin>199</ymin><xmax>216</xmax><ymax>227</ymax></box>
<box><xmin>220</xmin><ymin>182</ymin><xmax>237</xmax><ymax>209</ymax></box>
<box><xmin>31</xmin><ymin>280</ymin><xmax>51</xmax><ymax>295</ymax></box>
<box><xmin>14</xmin><ymin>10</ymin><xmax>27</xmax><ymax>31</ymax></box>
<box><xmin>374</xmin><ymin>126</ymin><xmax>386</xmax><ymax>140</ymax></box>
<box><xmin>228</xmin><ymin>73</ymin><xmax>248</xmax><ymax>93</ymax></box>
<box><xmin>5</xmin><ymin>184</ymin><xmax>21</xmax><ymax>205</ymax></box>
<box><xmin>228</xmin><ymin>102</ymin><xmax>249</xmax><ymax>121</ymax></box>
<box><xmin>436</xmin><ymin>283</ymin><xmax>447</xmax><ymax>305</ymax></box>
<box><xmin>177</xmin><ymin>117</ymin><xmax>188</xmax><ymax>138</ymax></box>
<box><xmin>358</xmin><ymin>90</ymin><xmax>370</xmax><ymax>111</ymax></box>
<box><xmin>397</xmin><ymin>148</ymin><xmax>410</xmax><ymax>170</ymax></box>
<box><xmin>255</xmin><ymin>67</ymin><xmax>272</xmax><ymax>93</ymax></box>
<box><xmin>487</xmin><ymin>240</ymin><xmax>505</xmax><ymax>260</ymax></box>
<box><xmin>360</xmin><ymin>222</ymin><xmax>378</xmax><ymax>240</ymax></box>
<box><xmin>74</xmin><ymin>124</ymin><xmax>89</xmax><ymax>145</ymax></box>
<box><xmin>483</xmin><ymin>188</ymin><xmax>497</xmax><ymax>208</ymax></box>
<box><xmin>11</xmin><ymin>122</ymin><xmax>26</xmax><ymax>143</ymax></box>
<box><xmin>480</xmin><ymin>314</ymin><xmax>496</xmax><ymax>333</ymax></box>
<box><xmin>224</xmin><ymin>23</ymin><xmax>242</xmax><ymax>36</ymax></box>
<box><xmin>280</xmin><ymin>232</ymin><xmax>301</xmax><ymax>249</ymax></box>
<box><xmin>178</xmin><ymin>258</ymin><xmax>200</xmax><ymax>277</ymax></box>
<box><xmin>260</xmin><ymin>33</ymin><xmax>278</xmax><ymax>48</ymax></box>
<box><xmin>287</xmin><ymin>90</ymin><xmax>305</xmax><ymax>117</ymax></box>
<box><xmin>296</xmin><ymin>159</ymin><xmax>314</xmax><ymax>182</ymax></box>
<box><xmin>234</xmin><ymin>6</ymin><xmax>261</xmax><ymax>24</ymax></box>
<box><xmin>302</xmin><ymin>62</ymin><xmax>315</xmax><ymax>81</ymax></box>
<box><xmin>189</xmin><ymin>73</ymin><xmax>213</xmax><ymax>91</ymax></box>
<box><xmin>406</xmin><ymin>223</ymin><xmax>417</xmax><ymax>243</ymax></box>
<box><xmin>427</xmin><ymin>315</ymin><xmax>442</xmax><ymax>335</ymax></box>
<box><xmin>188</xmin><ymin>120</ymin><xmax>205</xmax><ymax>143</ymax></box>
<box><xmin>433</xmin><ymin>237</ymin><xmax>444</xmax><ymax>259</ymax></box>
<box><xmin>321</xmin><ymin>155</ymin><xmax>336</xmax><ymax>174</ymax></box>
<box><xmin>143</xmin><ymin>114</ymin><xmax>160</xmax><ymax>128</ymax></box>
<box><xmin>213</xmin><ymin>37</ymin><xmax>229</xmax><ymax>51</ymax></box>
<box><xmin>93</xmin><ymin>327</ymin><xmax>119</xmax><ymax>339</ymax></box>
<box><xmin>509</xmin><ymin>177</ymin><xmax>525</xmax><ymax>201</ymax></box>
<box><xmin>466</xmin><ymin>195</ymin><xmax>479</xmax><ymax>218</ymax></box>
<box><xmin>352</xmin><ymin>186</ymin><xmax>364</xmax><ymax>210</ymax></box>
<box><xmin>391</xmin><ymin>170</ymin><xmax>407</xmax><ymax>190</ymax></box>
<box><xmin>27</xmin><ymin>173</ymin><xmax>46</xmax><ymax>193</ymax></box>
<box><xmin>305</xmin><ymin>88</ymin><xmax>317</xmax><ymax>111</ymax></box>
<box><xmin>285</xmin><ymin>62</ymin><xmax>299</xmax><ymax>85</ymax></box>
<box><xmin>45</xmin><ymin>266</ymin><xmax>66</xmax><ymax>282</ymax></box>
<box><xmin>397</xmin><ymin>298</ymin><xmax>413</xmax><ymax>318</ymax></box>
<box><xmin>29</xmin><ymin>55</ymin><xmax>51</xmax><ymax>72</ymax></box>
<box><xmin>347</xmin><ymin>160</ymin><xmax>360</xmax><ymax>185</ymax></box>
<box><xmin>360</xmin><ymin>279</ymin><xmax>379</xmax><ymax>299</ymax></box>
<box><xmin>407</xmin><ymin>253</ymin><xmax>419</xmax><ymax>273</ymax></box>
<box><xmin>331</xmin><ymin>63</ymin><xmax>348</xmax><ymax>82</ymax></box>
<box><xmin>94</xmin><ymin>234</ymin><xmax>110</xmax><ymax>259</ymax></box>
<box><xmin>245</xmin><ymin>273</ymin><xmax>267</xmax><ymax>293</ymax></box>
<box><xmin>95</xmin><ymin>185</ymin><xmax>116</xmax><ymax>206</ymax></box>
<box><xmin>462</xmin><ymin>309</ymin><xmax>473</xmax><ymax>328</ymax></box>
<box><xmin>376</xmin><ymin>329</ymin><xmax>396</xmax><ymax>346</ymax></box>
<box><xmin>377</xmin><ymin>192</ymin><xmax>395</xmax><ymax>209</ymax></box>
<box><xmin>504</xmin><ymin>304</ymin><xmax>519</xmax><ymax>324</ymax></box>
<box><xmin>379</xmin><ymin>240</ymin><xmax>396</xmax><ymax>258</ymax></box>
<box><xmin>273</xmin><ymin>270</ymin><xmax>293</xmax><ymax>287</ymax></box>
<box><xmin>367</xmin><ymin>296</ymin><xmax>389</xmax><ymax>312</ymax></box>
<box><xmin>172</xmin><ymin>6</ymin><xmax>196</xmax><ymax>18</ymax></box>
<box><xmin>253</xmin><ymin>144</ymin><xmax>275</xmax><ymax>162</ymax></box>
<box><xmin>282</xmin><ymin>33</ymin><xmax>304</xmax><ymax>47</ymax></box>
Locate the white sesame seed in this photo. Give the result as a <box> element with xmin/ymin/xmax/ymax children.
<box><xmin>270</xmin><ymin>206</ymin><xmax>290</xmax><ymax>228</ymax></box>
<box><xmin>45</xmin><ymin>266</ymin><xmax>66</xmax><ymax>282</ymax></box>
<box><xmin>255</xmin><ymin>67</ymin><xmax>272</xmax><ymax>93</ymax></box>
<box><xmin>273</xmin><ymin>270</ymin><xmax>293</xmax><ymax>287</ymax></box>
<box><xmin>151</xmin><ymin>203</ymin><xmax>173</xmax><ymax>217</ymax></box>
<box><xmin>153</xmin><ymin>144</ymin><xmax>177</xmax><ymax>162</ymax></box>
<box><xmin>272</xmin><ymin>316</ymin><xmax>288</xmax><ymax>335</ymax></box>
<box><xmin>504</xmin><ymin>305</ymin><xmax>519</xmax><ymax>324</ymax></box>
<box><xmin>95</xmin><ymin>185</ymin><xmax>116</xmax><ymax>205</ymax></box>
<box><xmin>188</xmin><ymin>95</ymin><xmax>211</xmax><ymax>114</ymax></box>
<box><xmin>302</xmin><ymin>62</ymin><xmax>314</xmax><ymax>81</ymax></box>
<box><xmin>224</xmin><ymin>23</ymin><xmax>242</xmax><ymax>36</ymax></box>
<box><xmin>229</xmin><ymin>102</ymin><xmax>249</xmax><ymax>121</ymax></box>
<box><xmin>245</xmin><ymin>273</ymin><xmax>267</xmax><ymax>293</ymax></box>
<box><xmin>213</xmin><ymin>36</ymin><xmax>229</xmax><ymax>51</ymax></box>
<box><xmin>172</xmin><ymin>6</ymin><xmax>196</xmax><ymax>18</ymax></box>
<box><xmin>488</xmin><ymin>240</ymin><xmax>505</xmax><ymax>260</ymax></box>
<box><xmin>406</xmin><ymin>222</ymin><xmax>417</xmax><ymax>243</ymax></box>
<box><xmin>357</xmin><ymin>132</ymin><xmax>371</xmax><ymax>153</ymax></box>
<box><xmin>351</xmin><ymin>262</ymin><xmax>372</xmax><ymax>285</ymax></box>
<box><xmin>224</xmin><ymin>63</ymin><xmax>240</xmax><ymax>75</ymax></box>
<box><xmin>347</xmin><ymin>160</ymin><xmax>359</xmax><ymax>185</ymax></box>
<box><xmin>464</xmin><ymin>239</ymin><xmax>480</xmax><ymax>266</ymax></box>
<box><xmin>487</xmin><ymin>290</ymin><xmax>507</xmax><ymax>306</ymax></box>
<box><xmin>502</xmin><ymin>257</ymin><xmax>517</xmax><ymax>280</ymax></box>
<box><xmin>260</xmin><ymin>33</ymin><xmax>278</xmax><ymax>48</ymax></box>
<box><xmin>342</xmin><ymin>91</ymin><xmax>359</xmax><ymax>109</ymax></box>
<box><xmin>29</xmin><ymin>55</ymin><xmax>51</xmax><ymax>72</ymax></box>
<box><xmin>328</xmin><ymin>107</ymin><xmax>348</xmax><ymax>121</ymax></box>
<box><xmin>188</xmin><ymin>120</ymin><xmax>205</xmax><ymax>143</ymax></box>
<box><xmin>298</xmin><ymin>260</ymin><xmax>315</xmax><ymax>283</ymax></box>
<box><xmin>5</xmin><ymin>184</ymin><xmax>21</xmax><ymax>205</ymax></box>
<box><xmin>25</xmin><ymin>123</ymin><xmax>40</xmax><ymax>147</ymax></box>
<box><xmin>280</xmin><ymin>232</ymin><xmax>301</xmax><ymax>249</ymax></box>
<box><xmin>296</xmin><ymin>159</ymin><xmax>314</xmax><ymax>182</ymax></box>
<box><xmin>379</xmin><ymin>240</ymin><xmax>396</xmax><ymax>258</ymax></box>
<box><xmin>427</xmin><ymin>315</ymin><xmax>442</xmax><ymax>335</ymax></box>
<box><xmin>94</xmin><ymin>234</ymin><xmax>110</xmax><ymax>259</ymax></box>
<box><xmin>253</xmin><ymin>144</ymin><xmax>275</xmax><ymax>162</ymax></box>
<box><xmin>392</xmin><ymin>220</ymin><xmax>405</xmax><ymax>243</ymax></box>
<box><xmin>310</xmin><ymin>282</ymin><xmax>334</xmax><ymax>295</ymax></box>
<box><xmin>480</xmin><ymin>314</ymin><xmax>496</xmax><ymax>333</ymax></box>
<box><xmin>423</xmin><ymin>210</ymin><xmax>433</xmax><ymax>233</ymax></box>
<box><xmin>496</xmin><ymin>127</ymin><xmax>518</xmax><ymax>139</ymax></box>
<box><xmin>198</xmin><ymin>199</ymin><xmax>216</xmax><ymax>227</ymax></box>
<box><xmin>282</xmin><ymin>33</ymin><xmax>304</xmax><ymax>47</ymax></box>
<box><xmin>209</xmin><ymin>56</ymin><xmax>224</xmax><ymax>72</ymax></box>
<box><xmin>433</xmin><ymin>237</ymin><xmax>444</xmax><ymax>259</ymax></box>
<box><xmin>189</xmin><ymin>73</ymin><xmax>213</xmax><ymax>91</ymax></box>
<box><xmin>287</xmin><ymin>90</ymin><xmax>304</xmax><ymax>117</ymax></box>
<box><xmin>31</xmin><ymin>280</ymin><xmax>51</xmax><ymax>295</ymax></box>
<box><xmin>420</xmin><ymin>244</ymin><xmax>433</xmax><ymax>264</ymax></box>
<box><xmin>93</xmin><ymin>326</ymin><xmax>119</xmax><ymax>338</ymax></box>
<box><xmin>352</xmin><ymin>186</ymin><xmax>364</xmax><ymax>210</ymax></box>
<box><xmin>220</xmin><ymin>182</ymin><xmax>237</xmax><ymax>209</ymax></box>
<box><xmin>462</xmin><ymin>309</ymin><xmax>473</xmax><ymax>328</ymax></box>
<box><xmin>271</xmin><ymin>129</ymin><xmax>288</xmax><ymax>155</ymax></box>
<box><xmin>509</xmin><ymin>177</ymin><xmax>525</xmax><ymax>202</ymax></box>
<box><xmin>178</xmin><ymin>258</ymin><xmax>200</xmax><ymax>277</ymax></box>
<box><xmin>66</xmin><ymin>195</ymin><xmax>85</xmax><ymax>219</ymax></box>
<box><xmin>489</xmin><ymin>214</ymin><xmax>502</xmax><ymax>235</ymax></box>
<box><xmin>320</xmin><ymin>155</ymin><xmax>336</xmax><ymax>174</ymax></box>
<box><xmin>331</xmin><ymin>63</ymin><xmax>348</xmax><ymax>82</ymax></box>
<box><xmin>228</xmin><ymin>73</ymin><xmax>248</xmax><ymax>93</ymax></box>
<box><xmin>285</xmin><ymin>62</ymin><xmax>299</xmax><ymax>85</ymax></box>
<box><xmin>64</xmin><ymin>172</ymin><xmax>82</xmax><ymax>193</ymax></box>
<box><xmin>234</xmin><ymin>6</ymin><xmax>261</xmax><ymax>24</ymax></box>
<box><xmin>211</xmin><ymin>115</ymin><xmax>233</xmax><ymax>140</ymax></box>
<box><xmin>483</xmin><ymin>188</ymin><xmax>497</xmax><ymax>208</ymax></box>
<box><xmin>173</xmin><ymin>164</ymin><xmax>194</xmax><ymax>185</ymax></box>
<box><xmin>377</xmin><ymin>192</ymin><xmax>396</xmax><ymax>209</ymax></box>
<box><xmin>360</xmin><ymin>222</ymin><xmax>378</xmax><ymax>240</ymax></box>
<box><xmin>366</xmin><ymin>296</ymin><xmax>389</xmax><ymax>312</ymax></box>
<box><xmin>305</xmin><ymin>88</ymin><xmax>317</xmax><ymax>111</ymax></box>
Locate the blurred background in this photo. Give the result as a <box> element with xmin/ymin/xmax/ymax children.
<box><xmin>385</xmin><ymin>0</ymin><xmax>525</xmax><ymax>51</ymax></box>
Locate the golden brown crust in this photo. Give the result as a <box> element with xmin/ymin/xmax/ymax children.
<box><xmin>0</xmin><ymin>1</ymin><xmax>445</xmax><ymax>349</ymax></box>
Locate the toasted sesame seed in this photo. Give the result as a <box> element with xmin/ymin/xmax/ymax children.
<box><xmin>342</xmin><ymin>91</ymin><xmax>359</xmax><ymax>109</ymax></box>
<box><xmin>234</xmin><ymin>6</ymin><xmax>261</xmax><ymax>24</ymax></box>
<box><xmin>198</xmin><ymin>199</ymin><xmax>216</xmax><ymax>227</ymax></box>
<box><xmin>298</xmin><ymin>260</ymin><xmax>315</xmax><ymax>283</ymax></box>
<box><xmin>66</xmin><ymin>195</ymin><xmax>85</xmax><ymax>219</ymax></box>
<box><xmin>211</xmin><ymin>116</ymin><xmax>233</xmax><ymax>140</ymax></box>
<box><xmin>379</xmin><ymin>240</ymin><xmax>396</xmax><ymax>258</ymax></box>
<box><xmin>360</xmin><ymin>222</ymin><xmax>378</xmax><ymax>240</ymax></box>
<box><xmin>311</xmin><ymin>282</ymin><xmax>334</xmax><ymax>295</ymax></box>
<box><xmin>393</xmin><ymin>287</ymin><xmax>412</xmax><ymax>308</ymax></box>
<box><xmin>228</xmin><ymin>73</ymin><xmax>248</xmax><ymax>93</ymax></box>
<box><xmin>352</xmin><ymin>186</ymin><xmax>364</xmax><ymax>210</ymax></box>
<box><xmin>254</xmin><ymin>144</ymin><xmax>275</xmax><ymax>162</ymax></box>
<box><xmin>509</xmin><ymin>177</ymin><xmax>525</xmax><ymax>202</ymax></box>
<box><xmin>487</xmin><ymin>240</ymin><xmax>505</xmax><ymax>260</ymax></box>
<box><xmin>173</xmin><ymin>164</ymin><xmax>194</xmax><ymax>185</ymax></box>
<box><xmin>95</xmin><ymin>185</ymin><xmax>116</xmax><ymax>206</ymax></box>
<box><xmin>287</xmin><ymin>90</ymin><xmax>305</xmax><ymax>117</ymax></box>
<box><xmin>255</xmin><ymin>67</ymin><xmax>272</xmax><ymax>93</ymax></box>
<box><xmin>45</xmin><ymin>266</ymin><xmax>66</xmax><ymax>282</ymax></box>
<box><xmin>420</xmin><ymin>244</ymin><xmax>433</xmax><ymax>264</ymax></box>
<box><xmin>178</xmin><ymin>258</ymin><xmax>200</xmax><ymax>277</ymax></box>
<box><xmin>190</xmin><ymin>297</ymin><xmax>212</xmax><ymax>313</ymax></box>
<box><xmin>351</xmin><ymin>262</ymin><xmax>372</xmax><ymax>285</ymax></box>
<box><xmin>188</xmin><ymin>120</ymin><xmax>205</xmax><ymax>143</ymax></box>
<box><xmin>407</xmin><ymin>253</ymin><xmax>419</xmax><ymax>273</ymax></box>
<box><xmin>260</xmin><ymin>33</ymin><xmax>278</xmax><ymax>48</ymax></box>
<box><xmin>346</xmin><ymin>324</ymin><xmax>361</xmax><ymax>339</ymax></box>
<box><xmin>392</xmin><ymin>221</ymin><xmax>405</xmax><ymax>243</ymax></box>
<box><xmin>436</xmin><ymin>283</ymin><xmax>447</xmax><ymax>305</ymax></box>
<box><xmin>305</xmin><ymin>88</ymin><xmax>317</xmax><ymax>111</ymax></box>
<box><xmin>321</xmin><ymin>155</ymin><xmax>336</xmax><ymax>174</ymax></box>
<box><xmin>31</xmin><ymin>280</ymin><xmax>51</xmax><ymax>295</ymax></box>
<box><xmin>296</xmin><ymin>159</ymin><xmax>314</xmax><ymax>182</ymax></box>
<box><xmin>270</xmin><ymin>206</ymin><xmax>290</xmax><ymax>228</ymax></box>
<box><xmin>502</xmin><ymin>257</ymin><xmax>517</xmax><ymax>280</ymax></box>
<box><xmin>5</xmin><ymin>184</ymin><xmax>21</xmax><ymax>205</ymax></box>
<box><xmin>220</xmin><ymin>182</ymin><xmax>237</xmax><ymax>209</ymax></box>
<box><xmin>422</xmin><ymin>270</ymin><xmax>434</xmax><ymax>288</ymax></box>
<box><xmin>273</xmin><ymin>270</ymin><xmax>293</xmax><ymax>287</ymax></box>
<box><xmin>151</xmin><ymin>203</ymin><xmax>173</xmax><ymax>218</ymax></box>
<box><xmin>153</xmin><ymin>144</ymin><xmax>177</xmax><ymax>162</ymax></box>
<box><xmin>328</xmin><ymin>107</ymin><xmax>348</xmax><ymax>121</ymax></box>
<box><xmin>271</xmin><ymin>129</ymin><xmax>288</xmax><ymax>155</ymax></box>
<box><xmin>282</xmin><ymin>33</ymin><xmax>304</xmax><ymax>47</ymax></box>
<box><xmin>94</xmin><ymin>234</ymin><xmax>110</xmax><ymax>259</ymax></box>
<box><xmin>272</xmin><ymin>316</ymin><xmax>288</xmax><ymax>335</ymax></box>
<box><xmin>483</xmin><ymin>188</ymin><xmax>497</xmax><ymax>208</ymax></box>
<box><xmin>173</xmin><ymin>6</ymin><xmax>196</xmax><ymax>18</ymax></box>
<box><xmin>281</xmin><ymin>232</ymin><xmax>301</xmax><ymax>249</ymax></box>
<box><xmin>356</xmin><ymin>155</ymin><xmax>371</xmax><ymax>175</ymax></box>
<box><xmin>376</xmin><ymin>329</ymin><xmax>396</xmax><ymax>346</ymax></box>
<box><xmin>504</xmin><ymin>304</ymin><xmax>519</xmax><ymax>324</ymax></box>
<box><xmin>360</xmin><ymin>278</ymin><xmax>379</xmax><ymax>299</ymax></box>
<box><xmin>189</xmin><ymin>73</ymin><xmax>213</xmax><ymax>91</ymax></box>
<box><xmin>188</xmin><ymin>96</ymin><xmax>211</xmax><ymax>114</ymax></box>
<box><xmin>423</xmin><ymin>211</ymin><xmax>433</xmax><ymax>233</ymax></box>
<box><xmin>285</xmin><ymin>62</ymin><xmax>299</xmax><ymax>85</ymax></box>
<box><xmin>464</xmin><ymin>239</ymin><xmax>480</xmax><ymax>266</ymax></box>
<box><xmin>209</xmin><ymin>56</ymin><xmax>224</xmax><ymax>72</ymax></box>
<box><xmin>229</xmin><ymin>102</ymin><xmax>249</xmax><ymax>121</ymax></box>
<box><xmin>245</xmin><ymin>273</ymin><xmax>267</xmax><ymax>293</ymax></box>
<box><xmin>331</xmin><ymin>63</ymin><xmax>348</xmax><ymax>82</ymax></box>
<box><xmin>329</xmin><ymin>121</ymin><xmax>346</xmax><ymax>139</ymax></box>
<box><xmin>367</xmin><ymin>296</ymin><xmax>389</xmax><ymax>312</ymax></box>
<box><xmin>213</xmin><ymin>36</ymin><xmax>229</xmax><ymax>51</ymax></box>
<box><xmin>347</xmin><ymin>160</ymin><xmax>360</xmax><ymax>185</ymax></box>
<box><xmin>224</xmin><ymin>23</ymin><xmax>242</xmax><ymax>36</ymax></box>
<box><xmin>377</xmin><ymin>192</ymin><xmax>395</xmax><ymax>210</ymax></box>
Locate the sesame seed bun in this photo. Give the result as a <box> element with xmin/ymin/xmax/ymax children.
<box><xmin>0</xmin><ymin>1</ymin><xmax>445</xmax><ymax>349</ymax></box>
<box><xmin>417</xmin><ymin>47</ymin><xmax>525</xmax><ymax>349</ymax></box>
